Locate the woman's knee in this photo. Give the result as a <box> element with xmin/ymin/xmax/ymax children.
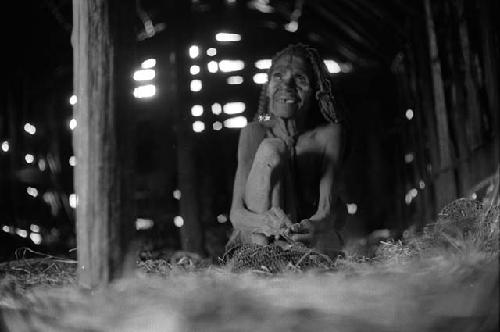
<box><xmin>255</xmin><ymin>138</ymin><xmax>287</xmax><ymax>168</ymax></box>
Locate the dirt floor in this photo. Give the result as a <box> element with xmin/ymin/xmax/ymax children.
<box><xmin>0</xmin><ymin>200</ymin><xmax>498</xmax><ymax>332</ymax></box>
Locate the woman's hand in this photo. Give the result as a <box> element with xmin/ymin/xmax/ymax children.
<box><xmin>286</xmin><ymin>219</ymin><xmax>316</xmax><ymax>244</ymax></box>
<box><xmin>262</xmin><ymin>117</ymin><xmax>297</xmax><ymax>147</ymax></box>
<box><xmin>261</xmin><ymin>207</ymin><xmax>293</xmax><ymax>238</ymax></box>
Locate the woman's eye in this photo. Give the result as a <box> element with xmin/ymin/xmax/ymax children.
<box><xmin>295</xmin><ymin>74</ymin><xmax>307</xmax><ymax>84</ymax></box>
<box><xmin>272</xmin><ymin>72</ymin><xmax>282</xmax><ymax>80</ymax></box>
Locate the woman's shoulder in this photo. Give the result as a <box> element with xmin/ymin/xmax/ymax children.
<box><xmin>240</xmin><ymin>121</ymin><xmax>267</xmax><ymax>140</ymax></box>
<box><xmin>304</xmin><ymin>123</ymin><xmax>342</xmax><ymax>141</ymax></box>
<box><xmin>237</xmin><ymin>121</ymin><xmax>267</xmax><ymax>162</ymax></box>
<box><xmin>314</xmin><ymin>123</ymin><xmax>342</xmax><ymax>139</ymax></box>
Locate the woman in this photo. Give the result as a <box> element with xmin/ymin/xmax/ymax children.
<box><xmin>228</xmin><ymin>44</ymin><xmax>348</xmax><ymax>257</ymax></box>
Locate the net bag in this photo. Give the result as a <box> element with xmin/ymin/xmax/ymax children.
<box><xmin>223</xmin><ymin>242</ymin><xmax>343</xmax><ymax>273</ymax></box>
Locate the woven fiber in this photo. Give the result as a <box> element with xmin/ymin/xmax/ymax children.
<box><xmin>224</xmin><ymin>242</ymin><xmax>342</xmax><ymax>273</ymax></box>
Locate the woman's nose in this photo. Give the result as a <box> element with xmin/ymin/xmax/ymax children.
<box><xmin>281</xmin><ymin>72</ymin><xmax>295</xmax><ymax>86</ymax></box>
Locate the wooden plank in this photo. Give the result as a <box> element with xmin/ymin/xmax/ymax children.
<box><xmin>311</xmin><ymin>2</ymin><xmax>385</xmax><ymax>62</ymax></box>
<box><xmin>423</xmin><ymin>0</ymin><xmax>458</xmax><ymax>210</ymax></box>
<box><xmin>478</xmin><ymin>0</ymin><xmax>500</xmax><ymax>141</ymax></box>
<box><xmin>441</xmin><ymin>0</ymin><xmax>471</xmax><ymax>196</ymax></box>
<box><xmin>423</xmin><ymin>0</ymin><xmax>453</xmax><ymax>170</ymax></box>
<box><xmin>398</xmin><ymin>49</ymin><xmax>434</xmax><ymax>225</ymax></box>
<box><xmin>72</xmin><ymin>0</ymin><xmax>135</xmax><ymax>288</ymax></box>
<box><xmin>405</xmin><ymin>22</ymin><xmax>437</xmax><ymax>220</ymax></box>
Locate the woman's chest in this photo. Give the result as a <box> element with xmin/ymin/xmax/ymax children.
<box><xmin>294</xmin><ymin>135</ymin><xmax>323</xmax><ymax>173</ymax></box>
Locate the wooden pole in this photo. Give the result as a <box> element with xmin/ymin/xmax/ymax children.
<box><xmin>173</xmin><ymin>0</ymin><xmax>205</xmax><ymax>255</ymax></box>
<box><xmin>176</xmin><ymin>132</ymin><xmax>204</xmax><ymax>254</ymax></box>
<box><xmin>72</xmin><ymin>0</ymin><xmax>135</xmax><ymax>288</ymax></box>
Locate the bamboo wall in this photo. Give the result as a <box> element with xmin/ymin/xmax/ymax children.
<box><xmin>394</xmin><ymin>0</ymin><xmax>499</xmax><ymax>226</ymax></box>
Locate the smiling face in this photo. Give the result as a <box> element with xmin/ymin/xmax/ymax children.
<box><xmin>267</xmin><ymin>52</ymin><xmax>314</xmax><ymax>121</ymax></box>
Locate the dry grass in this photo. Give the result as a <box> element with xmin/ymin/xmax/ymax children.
<box><xmin>1</xmin><ymin>200</ymin><xmax>498</xmax><ymax>332</ymax></box>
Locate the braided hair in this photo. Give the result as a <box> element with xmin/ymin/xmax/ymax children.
<box><xmin>256</xmin><ymin>43</ymin><xmax>344</xmax><ymax>126</ymax></box>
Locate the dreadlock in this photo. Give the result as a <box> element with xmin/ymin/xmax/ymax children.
<box><xmin>256</xmin><ymin>43</ymin><xmax>344</xmax><ymax>125</ymax></box>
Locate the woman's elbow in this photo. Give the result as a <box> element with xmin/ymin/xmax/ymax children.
<box><xmin>230</xmin><ymin>208</ymin><xmax>243</xmax><ymax>228</ymax></box>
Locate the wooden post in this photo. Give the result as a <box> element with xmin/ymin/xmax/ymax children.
<box><xmin>72</xmin><ymin>0</ymin><xmax>135</xmax><ymax>288</ymax></box>
<box><xmin>173</xmin><ymin>1</ymin><xmax>205</xmax><ymax>255</ymax></box>
<box><xmin>176</xmin><ymin>132</ymin><xmax>204</xmax><ymax>254</ymax></box>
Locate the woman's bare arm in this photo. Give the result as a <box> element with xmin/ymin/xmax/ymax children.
<box><xmin>229</xmin><ymin>124</ymin><xmax>290</xmax><ymax>237</ymax></box>
<box><xmin>289</xmin><ymin>124</ymin><xmax>346</xmax><ymax>243</ymax></box>
<box><xmin>309</xmin><ymin>124</ymin><xmax>344</xmax><ymax>226</ymax></box>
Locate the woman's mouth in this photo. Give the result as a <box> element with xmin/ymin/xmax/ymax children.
<box><xmin>280</xmin><ymin>98</ymin><xmax>296</xmax><ymax>104</ymax></box>
<box><xmin>275</xmin><ymin>95</ymin><xmax>298</xmax><ymax>104</ymax></box>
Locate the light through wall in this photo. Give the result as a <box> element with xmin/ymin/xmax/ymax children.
<box><xmin>24</xmin><ymin>123</ymin><xmax>36</xmax><ymax>135</ymax></box>
<box><xmin>173</xmin><ymin>216</ymin><xmax>184</xmax><ymax>227</ymax></box>
<box><xmin>347</xmin><ymin>203</ymin><xmax>358</xmax><ymax>215</ymax></box>
<box><xmin>141</xmin><ymin>58</ymin><xmax>156</xmax><ymax>69</ymax></box>
<box><xmin>253</xmin><ymin>73</ymin><xmax>268</xmax><ymax>84</ymax></box>
<box><xmin>69</xmin><ymin>119</ymin><xmax>77</xmax><ymax>130</ymax></box>
<box><xmin>191</xmin><ymin>105</ymin><xmax>204</xmax><ymax>117</ymax></box>
<box><xmin>213</xmin><ymin>121</ymin><xmax>223</xmax><ymax>131</ymax></box>
<box><xmin>136</xmin><ymin>218</ymin><xmax>154</xmax><ymax>230</ymax></box>
<box><xmin>69</xmin><ymin>95</ymin><xmax>78</xmax><ymax>105</ymax></box>
<box><xmin>404</xmin><ymin>153</ymin><xmax>414</xmax><ymax>164</ymax></box>
<box><xmin>133</xmin><ymin>69</ymin><xmax>155</xmax><ymax>81</ymax></box>
<box><xmin>215</xmin><ymin>33</ymin><xmax>241</xmax><ymax>42</ymax></box>
<box><xmin>192</xmin><ymin>121</ymin><xmax>205</xmax><ymax>133</ymax></box>
<box><xmin>216</xmin><ymin>214</ymin><xmax>228</xmax><ymax>223</ymax></box>
<box><xmin>16</xmin><ymin>229</ymin><xmax>28</xmax><ymax>238</ymax></box>
<box><xmin>1</xmin><ymin>141</ymin><xmax>9</xmax><ymax>152</ymax></box>
<box><xmin>173</xmin><ymin>189</ymin><xmax>181</xmax><ymax>200</ymax></box>
<box><xmin>211</xmin><ymin>103</ymin><xmax>222</xmax><ymax>115</ymax></box>
<box><xmin>405</xmin><ymin>109</ymin><xmax>414</xmax><ymax>120</ymax></box>
<box><xmin>27</xmin><ymin>187</ymin><xmax>39</xmax><ymax>198</ymax></box>
<box><xmin>25</xmin><ymin>154</ymin><xmax>35</xmax><ymax>164</ymax></box>
<box><xmin>69</xmin><ymin>193</ymin><xmax>78</xmax><ymax>208</ymax></box>
<box><xmin>190</xmin><ymin>80</ymin><xmax>202</xmax><ymax>92</ymax></box>
<box><xmin>223</xmin><ymin>102</ymin><xmax>245</xmax><ymax>114</ymax></box>
<box><xmin>30</xmin><ymin>233</ymin><xmax>42</xmax><ymax>245</ymax></box>
<box><xmin>284</xmin><ymin>21</ymin><xmax>298</xmax><ymax>32</ymax></box>
<box><xmin>224</xmin><ymin>116</ymin><xmax>247</xmax><ymax>128</ymax></box>
<box><xmin>219</xmin><ymin>60</ymin><xmax>245</xmax><ymax>72</ymax></box>
<box><xmin>190</xmin><ymin>65</ymin><xmax>201</xmax><ymax>75</ymax></box>
<box><xmin>227</xmin><ymin>76</ymin><xmax>244</xmax><ymax>85</ymax></box>
<box><xmin>404</xmin><ymin>188</ymin><xmax>418</xmax><ymax>205</ymax></box>
<box><xmin>323</xmin><ymin>60</ymin><xmax>341</xmax><ymax>74</ymax></box>
<box><xmin>189</xmin><ymin>45</ymin><xmax>200</xmax><ymax>59</ymax></box>
<box><xmin>207</xmin><ymin>61</ymin><xmax>218</xmax><ymax>73</ymax></box>
<box><xmin>255</xmin><ymin>59</ymin><xmax>272</xmax><ymax>70</ymax></box>
<box><xmin>38</xmin><ymin>159</ymin><xmax>46</xmax><ymax>171</ymax></box>
<box><xmin>134</xmin><ymin>84</ymin><xmax>156</xmax><ymax>98</ymax></box>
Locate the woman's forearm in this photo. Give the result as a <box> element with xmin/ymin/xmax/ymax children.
<box><xmin>308</xmin><ymin>196</ymin><xmax>346</xmax><ymax>231</ymax></box>
<box><xmin>230</xmin><ymin>208</ymin><xmax>275</xmax><ymax>236</ymax></box>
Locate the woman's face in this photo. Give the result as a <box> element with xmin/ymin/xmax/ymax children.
<box><xmin>267</xmin><ymin>53</ymin><xmax>313</xmax><ymax>120</ymax></box>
